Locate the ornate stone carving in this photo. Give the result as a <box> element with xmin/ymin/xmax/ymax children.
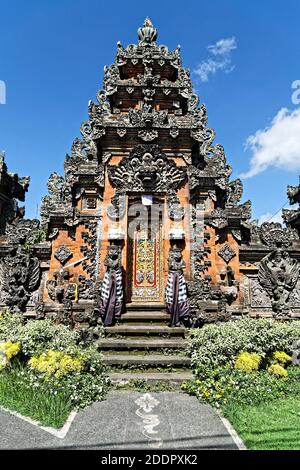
<box><xmin>170</xmin><ymin>127</ymin><xmax>179</xmax><ymax>139</ymax></box>
<box><xmin>104</xmin><ymin>243</ymin><xmax>122</xmax><ymax>271</ymax></box>
<box><xmin>138</xmin><ymin>18</ymin><xmax>158</xmax><ymax>45</ymax></box>
<box><xmin>108</xmin><ymin>144</ymin><xmax>187</xmax><ymax>193</ymax></box>
<box><xmin>80</xmin><ymin>222</ymin><xmax>97</xmax><ymax>281</ymax></box>
<box><xmin>287</xmin><ymin>184</ymin><xmax>300</xmax><ymax>205</ymax></box>
<box><xmin>258</xmin><ymin>249</ymin><xmax>300</xmax><ymax>316</ymax></box>
<box><xmin>107</xmin><ymin>191</ymin><xmax>126</xmax><ymax>219</ymax></box>
<box><xmin>0</xmin><ymin>153</ymin><xmax>30</xmax><ymax>234</ymax></box>
<box><xmin>206</xmin><ymin>144</ymin><xmax>232</xmax><ymax>189</ymax></box>
<box><xmin>54</xmin><ymin>245</ymin><xmax>73</xmax><ymax>265</ymax></box>
<box><xmin>226</xmin><ymin>178</ymin><xmax>243</xmax><ymax>207</ymax></box>
<box><xmin>47</xmin><ymin>269</ymin><xmax>71</xmax><ymax>303</ymax></box>
<box><xmin>167</xmin><ymin>191</ymin><xmax>185</xmax><ymax>221</ymax></box>
<box><xmin>129</xmin><ymin>104</ymin><xmax>168</xmax><ymax>128</ymax></box>
<box><xmin>250</xmin><ymin>277</ymin><xmax>272</xmax><ymax>308</ymax></box>
<box><xmin>210</xmin><ymin>208</ymin><xmax>228</xmax><ymax>229</ymax></box>
<box><xmin>219</xmin><ymin>266</ymin><xmax>238</xmax><ymax>304</ymax></box>
<box><xmin>103</xmin><ymin>64</ymin><xmax>120</xmax><ymax>96</ymax></box>
<box><xmin>187</xmin><ymin>279</ymin><xmax>228</xmax><ymax>326</ymax></box>
<box><xmin>218</xmin><ymin>243</ymin><xmax>236</xmax><ymax>263</ymax></box>
<box><xmin>138</xmin><ymin>130</ymin><xmax>158</xmax><ymax>142</ymax></box>
<box><xmin>116</xmin><ymin>128</ymin><xmax>127</xmax><ymax>138</ymax></box>
<box><xmin>259</xmin><ymin>222</ymin><xmax>298</xmax><ymax>248</ymax></box>
<box><xmin>0</xmin><ymin>218</ymin><xmax>41</xmax><ymax>311</ymax></box>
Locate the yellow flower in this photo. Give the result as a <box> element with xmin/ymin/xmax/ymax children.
<box><xmin>268</xmin><ymin>363</ymin><xmax>288</xmax><ymax>378</ymax></box>
<box><xmin>0</xmin><ymin>341</ymin><xmax>21</xmax><ymax>370</ymax></box>
<box><xmin>269</xmin><ymin>351</ymin><xmax>291</xmax><ymax>366</ymax></box>
<box><xmin>234</xmin><ymin>352</ymin><xmax>261</xmax><ymax>373</ymax></box>
<box><xmin>29</xmin><ymin>350</ymin><xmax>83</xmax><ymax>380</ymax></box>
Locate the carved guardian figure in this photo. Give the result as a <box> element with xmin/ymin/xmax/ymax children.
<box><xmin>99</xmin><ymin>244</ymin><xmax>123</xmax><ymax>326</ymax></box>
<box><xmin>258</xmin><ymin>249</ymin><xmax>300</xmax><ymax>316</ymax></box>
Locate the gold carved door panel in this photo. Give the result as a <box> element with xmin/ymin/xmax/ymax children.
<box><xmin>128</xmin><ymin>220</ymin><xmax>164</xmax><ymax>303</ymax></box>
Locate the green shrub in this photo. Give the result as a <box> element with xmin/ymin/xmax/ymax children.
<box><xmin>14</xmin><ymin>319</ymin><xmax>80</xmax><ymax>356</ymax></box>
<box><xmin>187</xmin><ymin>318</ymin><xmax>300</xmax><ymax>369</ymax></box>
<box><xmin>0</xmin><ymin>311</ymin><xmax>80</xmax><ymax>356</ymax></box>
<box><xmin>0</xmin><ymin>311</ymin><xmax>24</xmax><ymax>343</ymax></box>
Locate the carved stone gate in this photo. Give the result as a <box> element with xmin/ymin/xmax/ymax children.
<box><xmin>1</xmin><ymin>19</ymin><xmax>300</xmax><ymax>327</ymax></box>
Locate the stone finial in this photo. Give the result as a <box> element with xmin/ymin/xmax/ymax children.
<box><xmin>138</xmin><ymin>18</ymin><xmax>158</xmax><ymax>44</ymax></box>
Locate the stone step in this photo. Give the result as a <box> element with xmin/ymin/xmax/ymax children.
<box><xmin>103</xmin><ymin>354</ymin><xmax>191</xmax><ymax>367</ymax></box>
<box><xmin>120</xmin><ymin>311</ymin><xmax>170</xmax><ymax>322</ymax></box>
<box><xmin>105</xmin><ymin>325</ymin><xmax>186</xmax><ymax>337</ymax></box>
<box><xmin>109</xmin><ymin>371</ymin><xmax>193</xmax><ymax>384</ymax></box>
<box><xmin>126</xmin><ymin>303</ymin><xmax>166</xmax><ymax>311</ymax></box>
<box><xmin>98</xmin><ymin>338</ymin><xmax>187</xmax><ymax>350</ymax></box>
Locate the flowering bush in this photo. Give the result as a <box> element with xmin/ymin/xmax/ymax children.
<box><xmin>0</xmin><ymin>341</ymin><xmax>21</xmax><ymax>369</ymax></box>
<box><xmin>29</xmin><ymin>350</ymin><xmax>83</xmax><ymax>379</ymax></box>
<box><xmin>184</xmin><ymin>318</ymin><xmax>300</xmax><ymax>409</ymax></box>
<box><xmin>0</xmin><ymin>311</ymin><xmax>109</xmax><ymax>410</ymax></box>
<box><xmin>188</xmin><ymin>318</ymin><xmax>300</xmax><ymax>369</ymax></box>
<box><xmin>24</xmin><ymin>347</ymin><xmax>109</xmax><ymax>408</ymax></box>
<box><xmin>183</xmin><ymin>365</ymin><xmax>300</xmax><ymax>408</ymax></box>
<box><xmin>269</xmin><ymin>351</ymin><xmax>292</xmax><ymax>366</ymax></box>
<box><xmin>268</xmin><ymin>363</ymin><xmax>288</xmax><ymax>378</ymax></box>
<box><xmin>234</xmin><ymin>352</ymin><xmax>261</xmax><ymax>373</ymax></box>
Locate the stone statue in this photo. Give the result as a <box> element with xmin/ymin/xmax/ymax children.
<box><xmin>99</xmin><ymin>244</ymin><xmax>123</xmax><ymax>326</ymax></box>
<box><xmin>165</xmin><ymin>245</ymin><xmax>189</xmax><ymax>326</ymax></box>
<box><xmin>258</xmin><ymin>248</ymin><xmax>300</xmax><ymax>316</ymax></box>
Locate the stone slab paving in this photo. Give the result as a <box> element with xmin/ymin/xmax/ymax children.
<box><xmin>0</xmin><ymin>391</ymin><xmax>238</xmax><ymax>450</ymax></box>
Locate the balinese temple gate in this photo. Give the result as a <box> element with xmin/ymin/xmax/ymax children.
<box><xmin>1</xmin><ymin>19</ymin><xmax>300</xmax><ymax>334</ymax></box>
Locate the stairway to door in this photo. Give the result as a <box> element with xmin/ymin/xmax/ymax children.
<box><xmin>98</xmin><ymin>303</ymin><xmax>192</xmax><ymax>386</ymax></box>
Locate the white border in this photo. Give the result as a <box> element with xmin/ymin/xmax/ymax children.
<box><xmin>217</xmin><ymin>412</ymin><xmax>247</xmax><ymax>450</ymax></box>
<box><xmin>0</xmin><ymin>405</ymin><xmax>77</xmax><ymax>439</ymax></box>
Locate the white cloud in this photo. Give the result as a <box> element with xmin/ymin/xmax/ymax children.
<box><xmin>207</xmin><ymin>37</ymin><xmax>237</xmax><ymax>56</ymax></box>
<box><xmin>193</xmin><ymin>36</ymin><xmax>237</xmax><ymax>82</ymax></box>
<box><xmin>240</xmin><ymin>107</ymin><xmax>300</xmax><ymax>178</ymax></box>
<box><xmin>257</xmin><ymin>211</ymin><xmax>283</xmax><ymax>226</ymax></box>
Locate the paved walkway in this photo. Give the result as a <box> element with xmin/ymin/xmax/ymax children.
<box><xmin>0</xmin><ymin>391</ymin><xmax>238</xmax><ymax>450</ymax></box>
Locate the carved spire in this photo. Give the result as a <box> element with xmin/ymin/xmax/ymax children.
<box><xmin>138</xmin><ymin>17</ymin><xmax>158</xmax><ymax>45</ymax></box>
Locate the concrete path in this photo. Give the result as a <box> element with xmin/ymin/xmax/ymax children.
<box><xmin>0</xmin><ymin>391</ymin><xmax>238</xmax><ymax>450</ymax></box>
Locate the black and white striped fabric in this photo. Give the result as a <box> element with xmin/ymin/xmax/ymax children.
<box><xmin>100</xmin><ymin>268</ymin><xmax>123</xmax><ymax>325</ymax></box>
<box><xmin>101</xmin><ymin>269</ymin><xmax>123</xmax><ymax>302</ymax></box>
<box><xmin>165</xmin><ymin>271</ymin><xmax>189</xmax><ymax>326</ymax></box>
<box><xmin>165</xmin><ymin>272</ymin><xmax>188</xmax><ymax>304</ymax></box>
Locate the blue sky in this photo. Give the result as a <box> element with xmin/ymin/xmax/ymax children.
<box><xmin>1</xmin><ymin>0</ymin><xmax>300</xmax><ymax>221</ymax></box>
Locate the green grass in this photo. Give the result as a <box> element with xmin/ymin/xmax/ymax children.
<box><xmin>223</xmin><ymin>398</ymin><xmax>300</xmax><ymax>450</ymax></box>
<box><xmin>0</xmin><ymin>368</ymin><xmax>73</xmax><ymax>429</ymax></box>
